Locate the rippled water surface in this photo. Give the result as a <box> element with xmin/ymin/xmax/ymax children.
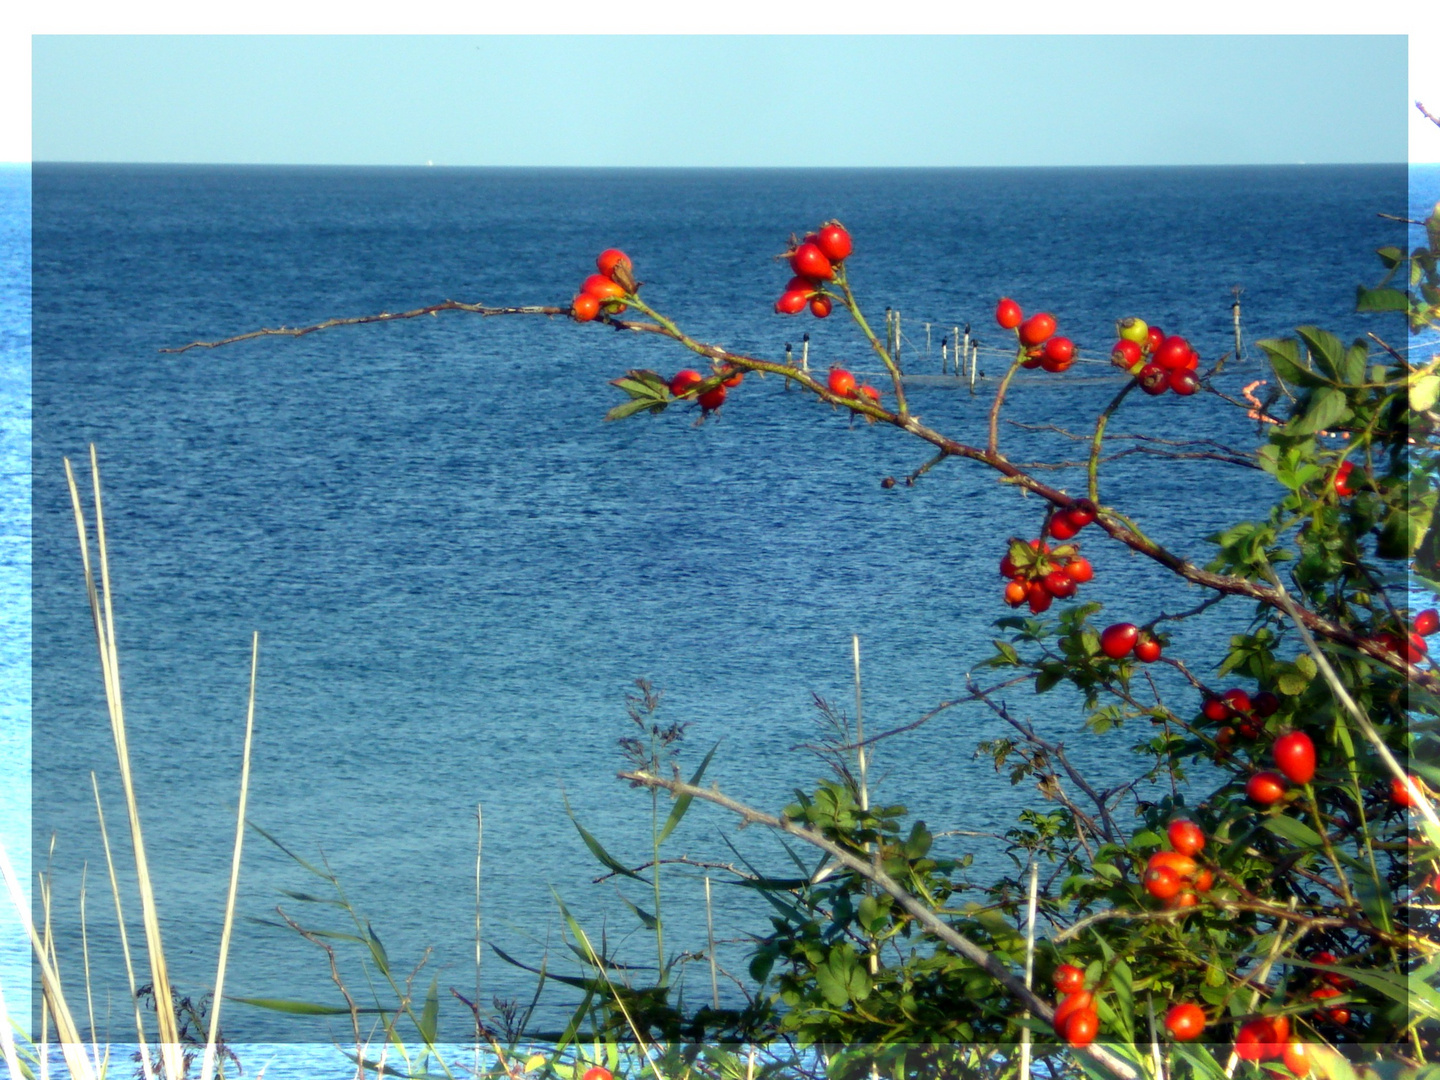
<box><xmin>26</xmin><ymin>164</ymin><xmax>1421</xmax><ymax>1041</ymax></box>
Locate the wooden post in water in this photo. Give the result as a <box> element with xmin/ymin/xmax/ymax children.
<box><xmin>959</xmin><ymin>326</ymin><xmax>967</xmax><ymax>381</ymax></box>
<box><xmin>1232</xmin><ymin>285</ymin><xmax>1244</xmax><ymax>363</ymax></box>
<box><xmin>941</xmin><ymin>337</ymin><xmax>949</xmax><ymax>375</ymax></box>
<box><xmin>894</xmin><ymin>310</ymin><xmax>902</xmax><ymax>369</ymax></box>
<box><xmin>801</xmin><ymin>333</ymin><xmax>810</xmax><ymax>373</ymax></box>
<box><xmin>925</xmin><ymin>322</ymin><xmax>931</xmax><ymax>361</ymax></box>
<box><xmin>969</xmin><ymin>341</ymin><xmax>978</xmax><ymax>394</ymax></box>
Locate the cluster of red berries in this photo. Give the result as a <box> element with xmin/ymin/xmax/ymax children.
<box><xmin>1109</xmin><ymin>317</ymin><xmax>1200</xmax><ymax>397</ymax></box>
<box><xmin>775</xmin><ymin>222</ymin><xmax>852</xmax><ymax>318</ymax></box>
<box><xmin>825</xmin><ymin>366</ymin><xmax>881</xmax><ymax>406</ymax></box>
<box><xmin>1234</xmin><ymin>1015</ymin><xmax>1312</xmax><ymax>1072</ymax></box>
<box><xmin>999</xmin><ymin>538</ymin><xmax>1094</xmax><ymax>614</ymax></box>
<box><xmin>1201</xmin><ymin>687</ymin><xmax>1281</xmax><ymax>745</ymax></box>
<box><xmin>1142</xmin><ymin>820</ymin><xmax>1213</xmax><ymax>908</ymax></box>
<box><xmin>1049</xmin><ymin>965</ymin><xmax>1098</xmax><ymax>1047</ymax></box>
<box><xmin>1246</xmin><ymin>730</ymin><xmax>1317</xmax><ymax>805</ymax></box>
<box><xmin>1374</xmin><ymin>606</ymin><xmax>1436</xmax><ymax>664</ymax></box>
<box><xmin>994</xmin><ymin>298</ymin><xmax>1075</xmax><ymax>372</ymax></box>
<box><xmin>1098</xmin><ymin>622</ymin><xmax>1163</xmax><ymax>663</ymax></box>
<box><xmin>669</xmin><ymin>365</ymin><xmax>742</xmax><ymax>414</ymax></box>
<box><xmin>571</xmin><ymin>249</ymin><xmax>635</xmax><ymax>322</ymax></box>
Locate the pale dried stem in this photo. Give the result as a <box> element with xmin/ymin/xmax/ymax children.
<box><xmin>66</xmin><ymin>450</ymin><xmax>183</xmax><ymax>1078</ymax></box>
<box><xmin>0</xmin><ymin>841</ymin><xmax>96</xmax><ymax>1080</ymax></box>
<box><xmin>202</xmin><ymin>631</ymin><xmax>260</xmax><ymax>1080</ymax></box>
<box><xmin>91</xmin><ymin>773</ymin><xmax>156</xmax><ymax>1080</ymax></box>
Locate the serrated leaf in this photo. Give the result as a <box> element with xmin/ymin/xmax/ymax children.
<box><xmin>605</xmin><ymin>397</ymin><xmax>663</xmax><ymax>422</ymax></box>
<box><xmin>1412</xmin><ymin>374</ymin><xmax>1440</xmax><ymax>413</ymax></box>
<box><xmin>1341</xmin><ymin>341</ymin><xmax>1368</xmax><ymax>385</ymax></box>
<box><xmin>1256</xmin><ymin>338</ymin><xmax>1331</xmax><ymax>389</ymax></box>
<box><xmin>1296</xmin><ymin>327</ymin><xmax>1346</xmax><ymax>381</ymax></box>
<box><xmin>1286</xmin><ymin>387</ymin><xmax>1350</xmax><ymax>437</ymax></box>
<box><xmin>1356</xmin><ymin>286</ymin><xmax>1409</xmax><ymax>312</ymax></box>
<box><xmin>1276</xmin><ymin>669</ymin><xmax>1309</xmax><ymax>696</ymax></box>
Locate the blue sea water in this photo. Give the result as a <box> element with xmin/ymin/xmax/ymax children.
<box><xmin>14</xmin><ymin>162</ymin><xmax>1430</xmax><ymax>1059</ymax></box>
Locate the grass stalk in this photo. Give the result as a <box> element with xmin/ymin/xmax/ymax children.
<box><xmin>66</xmin><ymin>449</ymin><xmax>183</xmax><ymax>1079</ymax></box>
<box><xmin>202</xmin><ymin>631</ymin><xmax>260</xmax><ymax>1080</ymax></box>
<box><xmin>0</xmin><ymin>842</ymin><xmax>96</xmax><ymax>1080</ymax></box>
<box><xmin>91</xmin><ymin>772</ymin><xmax>156</xmax><ymax>1080</ymax></box>
<box><xmin>79</xmin><ymin>865</ymin><xmax>101</xmax><ymax>1078</ymax></box>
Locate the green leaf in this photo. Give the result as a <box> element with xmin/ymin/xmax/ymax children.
<box><xmin>365</xmin><ymin>922</ymin><xmax>390</xmax><ymax>977</ymax></box>
<box><xmin>1296</xmin><ymin>327</ymin><xmax>1346</xmax><ymax>382</ymax></box>
<box><xmin>1341</xmin><ymin>340</ymin><xmax>1368</xmax><ymax>386</ymax></box>
<box><xmin>657</xmin><ymin>740</ymin><xmax>720</xmax><ymax>845</ymax></box>
<box><xmin>1412</xmin><ymin>374</ymin><xmax>1440</xmax><ymax>413</ymax></box>
<box><xmin>814</xmin><ymin>944</ymin><xmax>871</xmax><ymax>1007</ymax></box>
<box><xmin>229</xmin><ymin>997</ymin><xmax>380</xmax><ymax>1016</ymax></box>
<box><xmin>1285</xmin><ymin>387</ymin><xmax>1350</xmax><ymax>437</ymax></box>
<box><xmin>605</xmin><ymin>397</ymin><xmax>663</xmax><ymax>422</ymax></box>
<box><xmin>1034</xmin><ymin>665</ymin><xmax>1065</xmax><ymax>694</ymax></box>
<box><xmin>565</xmin><ymin>794</ymin><xmax>647</xmax><ymax>881</ymax></box>
<box><xmin>1376</xmin><ymin>245</ymin><xmax>1404</xmax><ymax>270</ymax></box>
<box><xmin>1356</xmin><ymin>285</ymin><xmax>1409</xmax><ymax>312</ymax></box>
<box><xmin>615</xmin><ymin>890</ymin><xmax>658</xmax><ymax>931</ymax></box>
<box><xmin>418</xmin><ymin>976</ymin><xmax>439</xmax><ymax>1045</ymax></box>
<box><xmin>1276</xmin><ymin>668</ymin><xmax>1309</xmax><ymax>697</ymax></box>
<box><xmin>1256</xmin><ymin>338</ymin><xmax>1331</xmax><ymax>389</ymax></box>
<box><xmin>1261</xmin><ymin>814</ymin><xmax>1324</xmax><ymax>848</ymax></box>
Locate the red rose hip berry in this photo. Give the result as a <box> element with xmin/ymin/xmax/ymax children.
<box><xmin>790</xmin><ymin>242</ymin><xmax>834</xmax><ymax>280</ymax></box>
<box><xmin>814</xmin><ymin>223</ymin><xmax>853</xmax><ymax>263</ymax></box>
<box><xmin>1272</xmin><ymin>731</ymin><xmax>1317</xmax><ymax>785</ymax></box>
<box><xmin>1100</xmin><ymin>623</ymin><xmax>1139</xmax><ymax>659</ymax></box>
<box><xmin>1247</xmin><ymin>771</ymin><xmax>1288</xmax><ymax>805</ymax></box>
<box><xmin>995</xmin><ymin>298</ymin><xmax>1023</xmax><ymax>329</ymax></box>
<box><xmin>1164</xmin><ymin>1003</ymin><xmax>1206</xmax><ymax>1042</ymax></box>
<box><xmin>1018</xmin><ymin>313</ymin><xmax>1057</xmax><ymax>346</ymax></box>
<box><xmin>1167</xmin><ymin>819</ymin><xmax>1205</xmax><ymax>856</ymax></box>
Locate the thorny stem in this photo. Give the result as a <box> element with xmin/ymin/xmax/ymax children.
<box><xmin>833</xmin><ymin>263</ymin><xmax>907</xmax><ymax>418</ymax></box>
<box><xmin>1089</xmin><ymin>378</ymin><xmax>1139</xmax><ymax>504</ymax></box>
<box><xmin>987</xmin><ymin>352</ymin><xmax>1024</xmax><ymax>459</ymax></box>
<box><xmin>161</xmin><ymin>297</ymin><xmax>1439</xmax><ymax>692</ymax></box>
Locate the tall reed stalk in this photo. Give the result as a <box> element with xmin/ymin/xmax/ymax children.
<box><xmin>65</xmin><ymin>448</ymin><xmax>185</xmax><ymax>1080</ymax></box>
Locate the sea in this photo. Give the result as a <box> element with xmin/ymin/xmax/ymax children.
<box><xmin>4</xmin><ymin>163</ymin><xmax>1435</xmax><ymax>1073</ymax></box>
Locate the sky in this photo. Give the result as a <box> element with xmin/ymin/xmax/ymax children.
<box><xmin>2</xmin><ymin>5</ymin><xmax>1437</xmax><ymax>166</ymax></box>
<box><xmin>22</xmin><ymin>36</ymin><xmax>1416</xmax><ymax>167</ymax></box>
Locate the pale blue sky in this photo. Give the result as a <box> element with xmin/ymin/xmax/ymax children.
<box><xmin>32</xmin><ymin>35</ymin><xmax>1409</xmax><ymax>167</ymax></box>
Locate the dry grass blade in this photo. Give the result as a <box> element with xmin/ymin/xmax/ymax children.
<box><xmin>0</xmin><ymin>842</ymin><xmax>96</xmax><ymax>1080</ymax></box>
<box><xmin>92</xmin><ymin>772</ymin><xmax>156</xmax><ymax>1080</ymax></box>
<box><xmin>202</xmin><ymin>632</ymin><xmax>260</xmax><ymax>1080</ymax></box>
<box><xmin>79</xmin><ymin>864</ymin><xmax>101</xmax><ymax>1078</ymax></box>
<box><xmin>66</xmin><ymin>449</ymin><xmax>183</xmax><ymax>1079</ymax></box>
